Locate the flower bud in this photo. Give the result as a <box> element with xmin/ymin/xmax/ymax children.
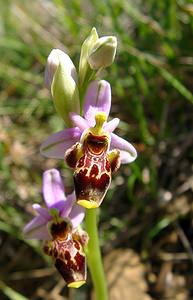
<box><xmin>45</xmin><ymin>49</ymin><xmax>77</xmax><ymax>90</ymax></box>
<box><xmin>45</xmin><ymin>49</ymin><xmax>80</xmax><ymax>126</ymax></box>
<box><xmin>88</xmin><ymin>36</ymin><xmax>117</xmax><ymax>70</ymax></box>
<box><xmin>78</xmin><ymin>28</ymin><xmax>98</xmax><ymax>86</ymax></box>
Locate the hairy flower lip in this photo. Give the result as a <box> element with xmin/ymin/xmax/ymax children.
<box><xmin>43</xmin><ymin>225</ymin><xmax>88</xmax><ymax>288</ymax></box>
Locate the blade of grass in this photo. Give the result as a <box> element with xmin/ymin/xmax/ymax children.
<box><xmin>158</xmin><ymin>67</ymin><xmax>193</xmax><ymax>104</ymax></box>
<box><xmin>0</xmin><ymin>221</ymin><xmax>45</xmax><ymax>259</ymax></box>
<box><xmin>125</xmin><ymin>45</ymin><xmax>193</xmax><ymax>104</ymax></box>
<box><xmin>0</xmin><ymin>281</ymin><xmax>28</xmax><ymax>300</ymax></box>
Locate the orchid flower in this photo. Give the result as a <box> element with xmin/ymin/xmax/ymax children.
<box><xmin>40</xmin><ymin>81</ymin><xmax>137</xmax><ymax>208</ymax></box>
<box><xmin>23</xmin><ymin>169</ymin><xmax>88</xmax><ymax>288</ymax></box>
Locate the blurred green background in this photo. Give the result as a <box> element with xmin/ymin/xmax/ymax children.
<box><xmin>0</xmin><ymin>0</ymin><xmax>193</xmax><ymax>299</ymax></box>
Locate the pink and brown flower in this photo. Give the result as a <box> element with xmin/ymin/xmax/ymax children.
<box><xmin>23</xmin><ymin>169</ymin><xmax>87</xmax><ymax>288</ymax></box>
<box><xmin>40</xmin><ymin>80</ymin><xmax>137</xmax><ymax>208</ymax></box>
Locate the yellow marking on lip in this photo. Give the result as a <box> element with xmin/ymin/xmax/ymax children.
<box><xmin>67</xmin><ymin>280</ymin><xmax>86</xmax><ymax>288</ymax></box>
<box><xmin>77</xmin><ymin>199</ymin><xmax>99</xmax><ymax>209</ymax></box>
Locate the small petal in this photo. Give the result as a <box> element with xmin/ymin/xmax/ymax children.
<box><xmin>32</xmin><ymin>204</ymin><xmax>50</xmax><ymax>220</ymax></box>
<box><xmin>43</xmin><ymin>169</ymin><xmax>66</xmax><ymax>208</ymax></box>
<box><xmin>40</xmin><ymin>127</ymin><xmax>81</xmax><ymax>159</ymax></box>
<box><xmin>104</xmin><ymin>118</ymin><xmax>120</xmax><ymax>133</ymax></box>
<box><xmin>84</xmin><ymin>80</ymin><xmax>111</xmax><ymax>126</ymax></box>
<box><xmin>60</xmin><ymin>192</ymin><xmax>76</xmax><ymax>218</ymax></box>
<box><xmin>110</xmin><ymin>133</ymin><xmax>137</xmax><ymax>163</ymax></box>
<box><xmin>69</xmin><ymin>204</ymin><xmax>85</xmax><ymax>228</ymax></box>
<box><xmin>70</xmin><ymin>113</ymin><xmax>89</xmax><ymax>132</ymax></box>
<box><xmin>23</xmin><ymin>215</ymin><xmax>50</xmax><ymax>240</ymax></box>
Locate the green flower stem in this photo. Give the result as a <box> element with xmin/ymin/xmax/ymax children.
<box><xmin>85</xmin><ymin>209</ymin><xmax>108</xmax><ymax>300</ymax></box>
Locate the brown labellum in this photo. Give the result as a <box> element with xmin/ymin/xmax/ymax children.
<box><xmin>65</xmin><ymin>131</ymin><xmax>120</xmax><ymax>208</ymax></box>
<box><xmin>43</xmin><ymin>220</ymin><xmax>87</xmax><ymax>288</ymax></box>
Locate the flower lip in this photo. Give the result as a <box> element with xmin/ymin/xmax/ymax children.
<box><xmin>44</xmin><ymin>227</ymin><xmax>88</xmax><ymax>287</ymax></box>
<box><xmin>74</xmin><ymin>167</ymin><xmax>111</xmax><ymax>208</ymax></box>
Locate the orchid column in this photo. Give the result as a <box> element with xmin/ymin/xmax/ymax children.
<box><xmin>28</xmin><ymin>28</ymin><xmax>137</xmax><ymax>300</ymax></box>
